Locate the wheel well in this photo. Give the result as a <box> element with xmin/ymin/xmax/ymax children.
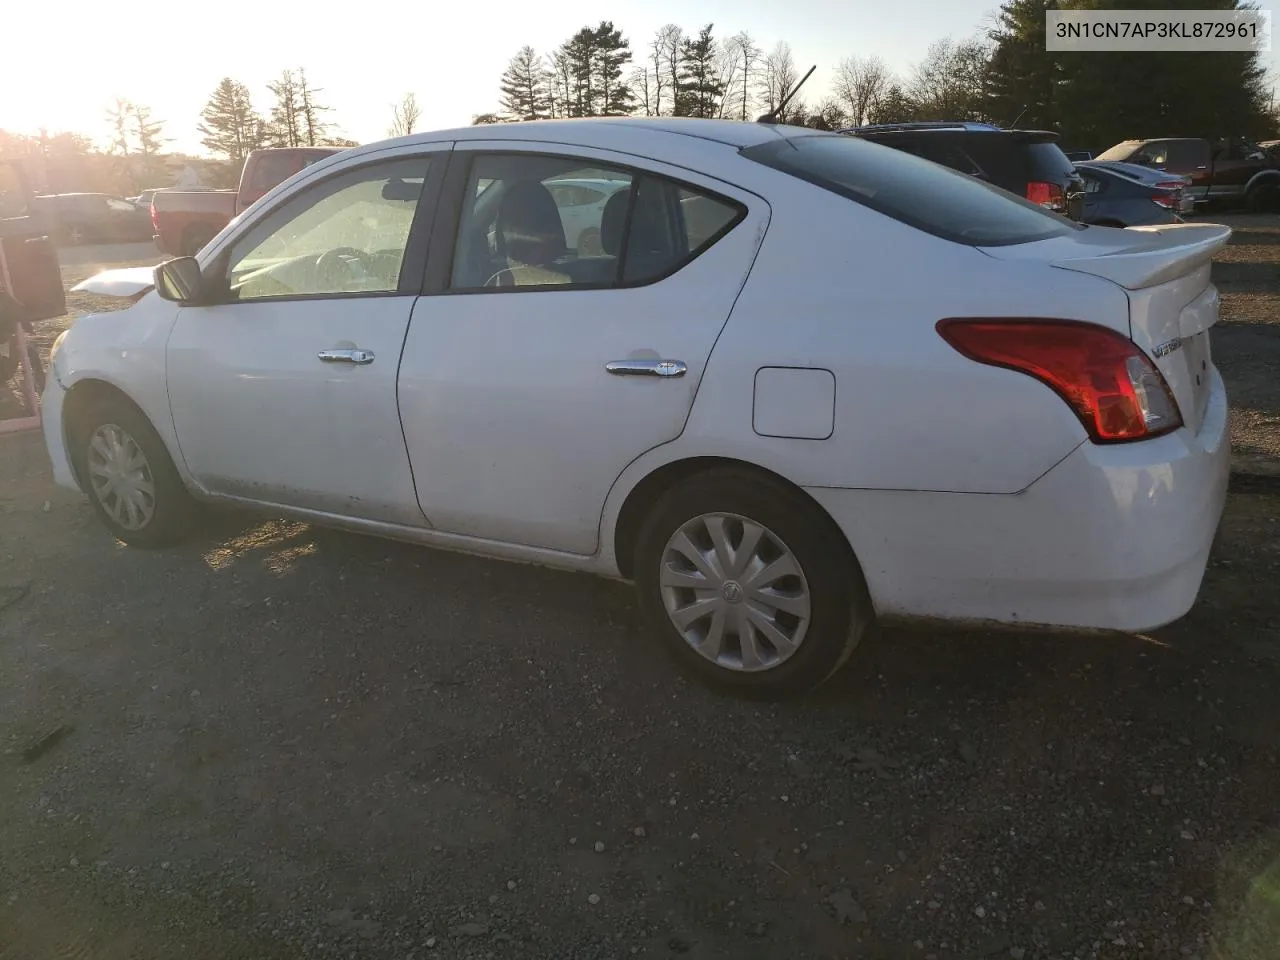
<box><xmin>62</xmin><ymin>380</ymin><xmax>152</xmax><ymax>486</ymax></box>
<box><xmin>611</xmin><ymin>456</ymin><xmax>855</xmax><ymax>580</ymax></box>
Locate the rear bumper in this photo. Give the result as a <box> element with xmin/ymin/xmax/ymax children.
<box><xmin>808</xmin><ymin>367</ymin><xmax>1230</xmax><ymax>633</ymax></box>
<box><xmin>153</xmin><ymin>233</ymin><xmax>177</xmax><ymax>256</ymax></box>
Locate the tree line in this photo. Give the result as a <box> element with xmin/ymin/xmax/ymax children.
<box><xmin>476</xmin><ymin>0</ymin><xmax>1276</xmax><ymax>148</ymax></box>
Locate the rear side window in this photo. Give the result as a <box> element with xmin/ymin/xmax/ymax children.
<box><xmin>448</xmin><ymin>152</ymin><xmax>744</xmax><ymax>291</ymax></box>
<box><xmin>743</xmin><ymin>134</ymin><xmax>1079</xmax><ymax>247</ymax></box>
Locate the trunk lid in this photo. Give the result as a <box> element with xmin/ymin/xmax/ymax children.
<box><xmin>980</xmin><ymin>221</ymin><xmax>1232</xmax><ymax>434</ymax></box>
<box><xmin>71</xmin><ymin>266</ymin><xmax>156</xmax><ymax>298</ymax></box>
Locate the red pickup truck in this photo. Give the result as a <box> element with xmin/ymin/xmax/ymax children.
<box><xmin>151</xmin><ymin>146</ymin><xmax>346</xmax><ymax>256</ymax></box>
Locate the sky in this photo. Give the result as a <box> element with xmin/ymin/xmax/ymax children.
<box><xmin>1</xmin><ymin>0</ymin><xmax>1276</xmax><ymax>156</ymax></box>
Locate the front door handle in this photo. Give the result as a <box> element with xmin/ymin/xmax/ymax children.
<box><xmin>605</xmin><ymin>359</ymin><xmax>687</xmax><ymax>378</ymax></box>
<box><xmin>318</xmin><ymin>348</ymin><xmax>375</xmax><ymax>364</ymax></box>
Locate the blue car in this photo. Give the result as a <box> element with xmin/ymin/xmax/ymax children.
<box><xmin>1074</xmin><ymin>161</ymin><xmax>1195</xmax><ymax>227</ymax></box>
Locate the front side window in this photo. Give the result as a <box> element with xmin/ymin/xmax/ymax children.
<box><xmin>226</xmin><ymin>157</ymin><xmax>430</xmax><ymax>301</ymax></box>
<box><xmin>745</xmin><ymin>134</ymin><xmax>1078</xmax><ymax>247</ymax></box>
<box><xmin>449</xmin><ymin>153</ymin><xmax>743</xmax><ymax>291</ymax></box>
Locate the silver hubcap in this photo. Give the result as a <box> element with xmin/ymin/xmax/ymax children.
<box><xmin>87</xmin><ymin>423</ymin><xmax>156</xmax><ymax>531</ymax></box>
<box><xmin>659</xmin><ymin>512</ymin><xmax>811</xmax><ymax>672</ymax></box>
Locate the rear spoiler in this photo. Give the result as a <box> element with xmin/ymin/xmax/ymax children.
<box><xmin>1051</xmin><ymin>223</ymin><xmax>1231</xmax><ymax>290</ymax></box>
<box><xmin>71</xmin><ymin>266</ymin><xmax>156</xmax><ymax>299</ymax></box>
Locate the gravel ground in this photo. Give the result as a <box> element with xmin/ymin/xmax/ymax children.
<box><xmin>1</xmin><ymin>217</ymin><xmax>1278</xmax><ymax>960</ymax></box>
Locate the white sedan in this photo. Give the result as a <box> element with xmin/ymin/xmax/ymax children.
<box><xmin>44</xmin><ymin>118</ymin><xmax>1231</xmax><ymax>698</ymax></box>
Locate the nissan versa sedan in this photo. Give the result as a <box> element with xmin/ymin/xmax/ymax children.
<box><xmin>44</xmin><ymin>118</ymin><xmax>1231</xmax><ymax>698</ymax></box>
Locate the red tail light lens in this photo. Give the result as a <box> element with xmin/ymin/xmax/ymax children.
<box><xmin>936</xmin><ymin>319</ymin><xmax>1183</xmax><ymax>443</ymax></box>
<box><xmin>1026</xmin><ymin>181</ymin><xmax>1065</xmax><ymax>212</ymax></box>
<box><xmin>150</xmin><ymin>205</ymin><xmax>159</xmax><ymax>231</ymax></box>
<box><xmin>1151</xmin><ymin>189</ymin><xmax>1179</xmax><ymax>209</ymax></box>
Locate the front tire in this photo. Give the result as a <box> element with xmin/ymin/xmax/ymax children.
<box><xmin>69</xmin><ymin>394</ymin><xmax>197</xmax><ymax>548</ymax></box>
<box><xmin>633</xmin><ymin>469</ymin><xmax>873</xmax><ymax>699</ymax></box>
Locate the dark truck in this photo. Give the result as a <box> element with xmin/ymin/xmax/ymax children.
<box><xmin>1095</xmin><ymin>137</ymin><xmax>1280</xmax><ymax>211</ymax></box>
<box><xmin>151</xmin><ymin>146</ymin><xmax>346</xmax><ymax>256</ymax></box>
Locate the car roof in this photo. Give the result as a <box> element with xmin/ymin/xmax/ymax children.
<box><xmin>372</xmin><ymin>117</ymin><xmax>797</xmax><ymax>153</ymax></box>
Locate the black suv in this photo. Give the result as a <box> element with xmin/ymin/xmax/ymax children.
<box><xmin>838</xmin><ymin>122</ymin><xmax>1086</xmax><ymax>221</ymax></box>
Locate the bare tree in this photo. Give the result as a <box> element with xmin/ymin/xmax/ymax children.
<box><xmin>908</xmin><ymin>37</ymin><xmax>991</xmax><ymax>121</ymax></box>
<box><xmin>389</xmin><ymin>92</ymin><xmax>422</xmax><ymax>137</ymax></box>
<box><xmin>267</xmin><ymin>70</ymin><xmax>303</xmax><ymax>147</ymax></box>
<box><xmin>657</xmin><ymin>24</ymin><xmax>684</xmax><ymax>115</ymax></box>
<box><xmin>631</xmin><ymin>65</ymin><xmax>655</xmax><ymax>116</ymax></box>
<box><xmin>716</xmin><ymin>36</ymin><xmax>743</xmax><ymax>119</ymax></box>
<box><xmin>546</xmin><ymin>49</ymin><xmax>574</xmax><ymax>119</ymax></box>
<box><xmin>727</xmin><ymin>32</ymin><xmax>762</xmax><ymax>121</ymax></box>
<box><xmin>832</xmin><ymin>55</ymin><xmax>891</xmax><ymax>128</ymax></box>
<box><xmin>296</xmin><ymin>68</ymin><xmax>331</xmax><ymax>146</ymax></box>
<box><xmin>762</xmin><ymin>42</ymin><xmax>802</xmax><ymax>122</ymax></box>
<box><xmin>105</xmin><ymin>98</ymin><xmax>133</xmax><ymax>158</ymax></box>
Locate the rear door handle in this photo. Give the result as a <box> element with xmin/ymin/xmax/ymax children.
<box><xmin>318</xmin><ymin>348</ymin><xmax>375</xmax><ymax>364</ymax></box>
<box><xmin>605</xmin><ymin>359</ymin><xmax>687</xmax><ymax>378</ymax></box>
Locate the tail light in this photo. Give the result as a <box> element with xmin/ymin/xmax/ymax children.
<box><xmin>1151</xmin><ymin>183</ymin><xmax>1183</xmax><ymax>209</ymax></box>
<box><xmin>936</xmin><ymin>319</ymin><xmax>1182</xmax><ymax>443</ymax></box>
<box><xmin>1026</xmin><ymin>181</ymin><xmax>1066</xmax><ymax>212</ymax></box>
<box><xmin>150</xmin><ymin>204</ymin><xmax>159</xmax><ymax>231</ymax></box>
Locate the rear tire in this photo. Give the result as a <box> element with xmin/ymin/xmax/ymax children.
<box><xmin>633</xmin><ymin>469</ymin><xmax>874</xmax><ymax>700</ymax></box>
<box><xmin>69</xmin><ymin>393</ymin><xmax>198</xmax><ymax>548</ymax></box>
<box><xmin>1245</xmin><ymin>183</ymin><xmax>1278</xmax><ymax>213</ymax></box>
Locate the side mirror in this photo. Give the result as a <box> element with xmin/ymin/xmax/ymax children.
<box><xmin>154</xmin><ymin>257</ymin><xmax>204</xmax><ymax>303</ymax></box>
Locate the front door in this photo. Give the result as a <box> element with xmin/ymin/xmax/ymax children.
<box><xmin>0</xmin><ymin>160</ymin><xmax>65</xmax><ymax>323</ymax></box>
<box><xmin>166</xmin><ymin>149</ymin><xmax>447</xmax><ymax>525</ymax></box>
<box><xmin>397</xmin><ymin>142</ymin><xmax>767</xmax><ymax>555</ymax></box>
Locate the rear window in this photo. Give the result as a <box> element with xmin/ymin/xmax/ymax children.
<box><xmin>1021</xmin><ymin>141</ymin><xmax>1075</xmax><ymax>179</ymax></box>
<box><xmin>1095</xmin><ymin>142</ymin><xmax>1142</xmax><ymax>162</ymax></box>
<box><xmin>742</xmin><ymin>134</ymin><xmax>1080</xmax><ymax>247</ymax></box>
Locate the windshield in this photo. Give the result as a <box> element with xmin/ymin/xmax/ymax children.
<box><xmin>742</xmin><ymin>134</ymin><xmax>1080</xmax><ymax>247</ymax></box>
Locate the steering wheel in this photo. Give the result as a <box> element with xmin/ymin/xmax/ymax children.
<box><xmin>314</xmin><ymin>247</ymin><xmax>371</xmax><ymax>286</ymax></box>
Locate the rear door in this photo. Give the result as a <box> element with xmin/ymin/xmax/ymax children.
<box><xmin>0</xmin><ymin>161</ymin><xmax>65</xmax><ymax>323</ymax></box>
<box><xmin>397</xmin><ymin>141</ymin><xmax>766</xmax><ymax>555</ymax></box>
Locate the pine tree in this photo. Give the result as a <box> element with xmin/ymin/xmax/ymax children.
<box><xmin>593</xmin><ymin>22</ymin><xmax>635</xmax><ymax>116</ymax></box>
<box><xmin>500</xmin><ymin>46</ymin><xmax>552</xmax><ymax>120</ymax></box>
<box><xmin>560</xmin><ymin>27</ymin><xmax>597</xmax><ymax>117</ymax></box>
<box><xmin>130</xmin><ymin>104</ymin><xmax>167</xmax><ymax>184</ymax></box>
<box><xmin>1055</xmin><ymin>0</ymin><xmax>1270</xmax><ymax>147</ymax></box>
<box><xmin>675</xmin><ymin>25</ymin><xmax>725</xmax><ymax>119</ymax></box>
<box><xmin>198</xmin><ymin>78</ymin><xmax>263</xmax><ymax>163</ymax></box>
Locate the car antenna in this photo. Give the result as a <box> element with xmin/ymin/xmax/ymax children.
<box><xmin>1009</xmin><ymin>105</ymin><xmax>1027</xmax><ymax>128</ymax></box>
<box><xmin>757</xmin><ymin>65</ymin><xmax>817</xmax><ymax>124</ymax></box>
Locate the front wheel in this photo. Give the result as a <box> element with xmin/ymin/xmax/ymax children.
<box><xmin>69</xmin><ymin>394</ymin><xmax>197</xmax><ymax>548</ymax></box>
<box><xmin>633</xmin><ymin>470</ymin><xmax>874</xmax><ymax>699</ymax></box>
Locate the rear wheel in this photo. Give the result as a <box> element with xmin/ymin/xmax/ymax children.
<box><xmin>69</xmin><ymin>393</ymin><xmax>197</xmax><ymax>548</ymax></box>
<box><xmin>1245</xmin><ymin>182</ymin><xmax>1278</xmax><ymax>213</ymax></box>
<box><xmin>62</xmin><ymin>223</ymin><xmax>88</xmax><ymax>246</ymax></box>
<box><xmin>633</xmin><ymin>469</ymin><xmax>874</xmax><ymax>699</ymax></box>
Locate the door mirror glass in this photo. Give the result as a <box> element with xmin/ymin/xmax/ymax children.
<box><xmin>154</xmin><ymin>257</ymin><xmax>204</xmax><ymax>303</ymax></box>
